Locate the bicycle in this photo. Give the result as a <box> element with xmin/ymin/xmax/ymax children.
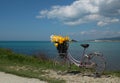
<box><xmin>51</xmin><ymin>35</ymin><xmax>106</xmax><ymax>76</ymax></box>
<box><xmin>54</xmin><ymin>43</ymin><xmax>106</xmax><ymax>76</ymax></box>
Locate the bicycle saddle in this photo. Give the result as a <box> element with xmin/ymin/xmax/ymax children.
<box><xmin>81</xmin><ymin>44</ymin><xmax>89</xmax><ymax>48</ymax></box>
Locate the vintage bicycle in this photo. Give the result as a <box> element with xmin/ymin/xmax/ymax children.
<box><xmin>51</xmin><ymin>35</ymin><xmax>106</xmax><ymax>75</ymax></box>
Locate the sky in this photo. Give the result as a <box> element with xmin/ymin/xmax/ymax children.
<box><xmin>0</xmin><ymin>0</ymin><xmax>120</xmax><ymax>41</ymax></box>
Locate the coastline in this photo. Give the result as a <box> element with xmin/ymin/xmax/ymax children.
<box><xmin>89</xmin><ymin>40</ymin><xmax>120</xmax><ymax>42</ymax></box>
<box><xmin>0</xmin><ymin>48</ymin><xmax>120</xmax><ymax>83</ymax></box>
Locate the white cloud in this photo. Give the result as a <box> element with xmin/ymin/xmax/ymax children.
<box><xmin>99</xmin><ymin>0</ymin><xmax>120</xmax><ymax>16</ymax></box>
<box><xmin>80</xmin><ymin>30</ymin><xmax>99</xmax><ymax>36</ymax></box>
<box><xmin>97</xmin><ymin>21</ymin><xmax>108</xmax><ymax>26</ymax></box>
<box><xmin>76</xmin><ymin>30</ymin><xmax>120</xmax><ymax>38</ymax></box>
<box><xmin>37</xmin><ymin>0</ymin><xmax>120</xmax><ymax>26</ymax></box>
<box><xmin>80</xmin><ymin>31</ymin><xmax>87</xmax><ymax>35</ymax></box>
<box><xmin>97</xmin><ymin>18</ymin><xmax>119</xmax><ymax>26</ymax></box>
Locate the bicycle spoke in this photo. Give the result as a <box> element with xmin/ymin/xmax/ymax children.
<box><xmin>53</xmin><ymin>56</ymin><xmax>71</xmax><ymax>71</ymax></box>
<box><xmin>89</xmin><ymin>53</ymin><xmax>106</xmax><ymax>74</ymax></box>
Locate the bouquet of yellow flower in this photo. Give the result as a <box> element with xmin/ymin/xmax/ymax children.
<box><xmin>50</xmin><ymin>35</ymin><xmax>70</xmax><ymax>47</ymax></box>
<box><xmin>50</xmin><ymin>35</ymin><xmax>70</xmax><ymax>55</ymax></box>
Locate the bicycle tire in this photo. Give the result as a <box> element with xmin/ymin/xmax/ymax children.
<box><xmin>53</xmin><ymin>55</ymin><xmax>71</xmax><ymax>71</ymax></box>
<box><xmin>89</xmin><ymin>52</ymin><xmax>106</xmax><ymax>74</ymax></box>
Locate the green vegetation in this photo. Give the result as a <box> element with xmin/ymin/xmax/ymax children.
<box><xmin>0</xmin><ymin>48</ymin><xmax>120</xmax><ymax>83</ymax></box>
<box><xmin>103</xmin><ymin>71</ymin><xmax>120</xmax><ymax>77</ymax></box>
<box><xmin>0</xmin><ymin>48</ymin><xmax>65</xmax><ymax>83</ymax></box>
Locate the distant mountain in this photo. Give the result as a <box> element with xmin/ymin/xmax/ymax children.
<box><xmin>89</xmin><ymin>36</ymin><xmax>120</xmax><ymax>42</ymax></box>
<box><xmin>98</xmin><ymin>36</ymin><xmax>120</xmax><ymax>40</ymax></box>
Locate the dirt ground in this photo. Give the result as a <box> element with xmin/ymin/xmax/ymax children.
<box><xmin>0</xmin><ymin>70</ymin><xmax>120</xmax><ymax>83</ymax></box>
<box><xmin>46</xmin><ymin>70</ymin><xmax>120</xmax><ymax>83</ymax></box>
<box><xmin>0</xmin><ymin>72</ymin><xmax>47</xmax><ymax>83</ymax></box>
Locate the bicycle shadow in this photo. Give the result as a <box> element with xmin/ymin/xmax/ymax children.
<box><xmin>57</xmin><ymin>70</ymin><xmax>111</xmax><ymax>78</ymax></box>
<box><xmin>57</xmin><ymin>70</ymin><xmax>80</xmax><ymax>75</ymax></box>
<box><xmin>67</xmin><ymin>70</ymin><xmax>81</xmax><ymax>75</ymax></box>
<box><xmin>57</xmin><ymin>70</ymin><xmax>81</xmax><ymax>76</ymax></box>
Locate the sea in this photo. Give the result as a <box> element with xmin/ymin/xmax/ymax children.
<box><xmin>0</xmin><ymin>41</ymin><xmax>120</xmax><ymax>71</ymax></box>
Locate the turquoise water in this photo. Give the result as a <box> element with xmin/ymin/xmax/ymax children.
<box><xmin>0</xmin><ymin>41</ymin><xmax>120</xmax><ymax>71</ymax></box>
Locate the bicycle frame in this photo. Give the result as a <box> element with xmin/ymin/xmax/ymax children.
<box><xmin>57</xmin><ymin>44</ymin><xmax>106</xmax><ymax>75</ymax></box>
<box><xmin>58</xmin><ymin>44</ymin><xmax>93</xmax><ymax>67</ymax></box>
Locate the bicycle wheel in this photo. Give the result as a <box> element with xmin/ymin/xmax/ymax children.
<box><xmin>53</xmin><ymin>55</ymin><xmax>71</xmax><ymax>71</ymax></box>
<box><xmin>89</xmin><ymin>52</ymin><xmax>106</xmax><ymax>74</ymax></box>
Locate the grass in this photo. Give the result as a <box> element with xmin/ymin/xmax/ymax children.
<box><xmin>0</xmin><ymin>48</ymin><xmax>65</xmax><ymax>83</ymax></box>
<box><xmin>0</xmin><ymin>48</ymin><xmax>120</xmax><ymax>83</ymax></box>
<box><xmin>103</xmin><ymin>70</ymin><xmax>120</xmax><ymax>77</ymax></box>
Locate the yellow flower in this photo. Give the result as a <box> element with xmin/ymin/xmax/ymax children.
<box><xmin>50</xmin><ymin>35</ymin><xmax>70</xmax><ymax>44</ymax></box>
<box><xmin>54</xmin><ymin>43</ymin><xmax>58</xmax><ymax>47</ymax></box>
<box><xmin>64</xmin><ymin>36</ymin><xmax>69</xmax><ymax>41</ymax></box>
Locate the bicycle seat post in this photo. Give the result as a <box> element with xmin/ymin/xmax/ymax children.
<box><xmin>82</xmin><ymin>48</ymin><xmax>86</xmax><ymax>57</ymax></box>
<box><xmin>80</xmin><ymin>44</ymin><xmax>89</xmax><ymax>62</ymax></box>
